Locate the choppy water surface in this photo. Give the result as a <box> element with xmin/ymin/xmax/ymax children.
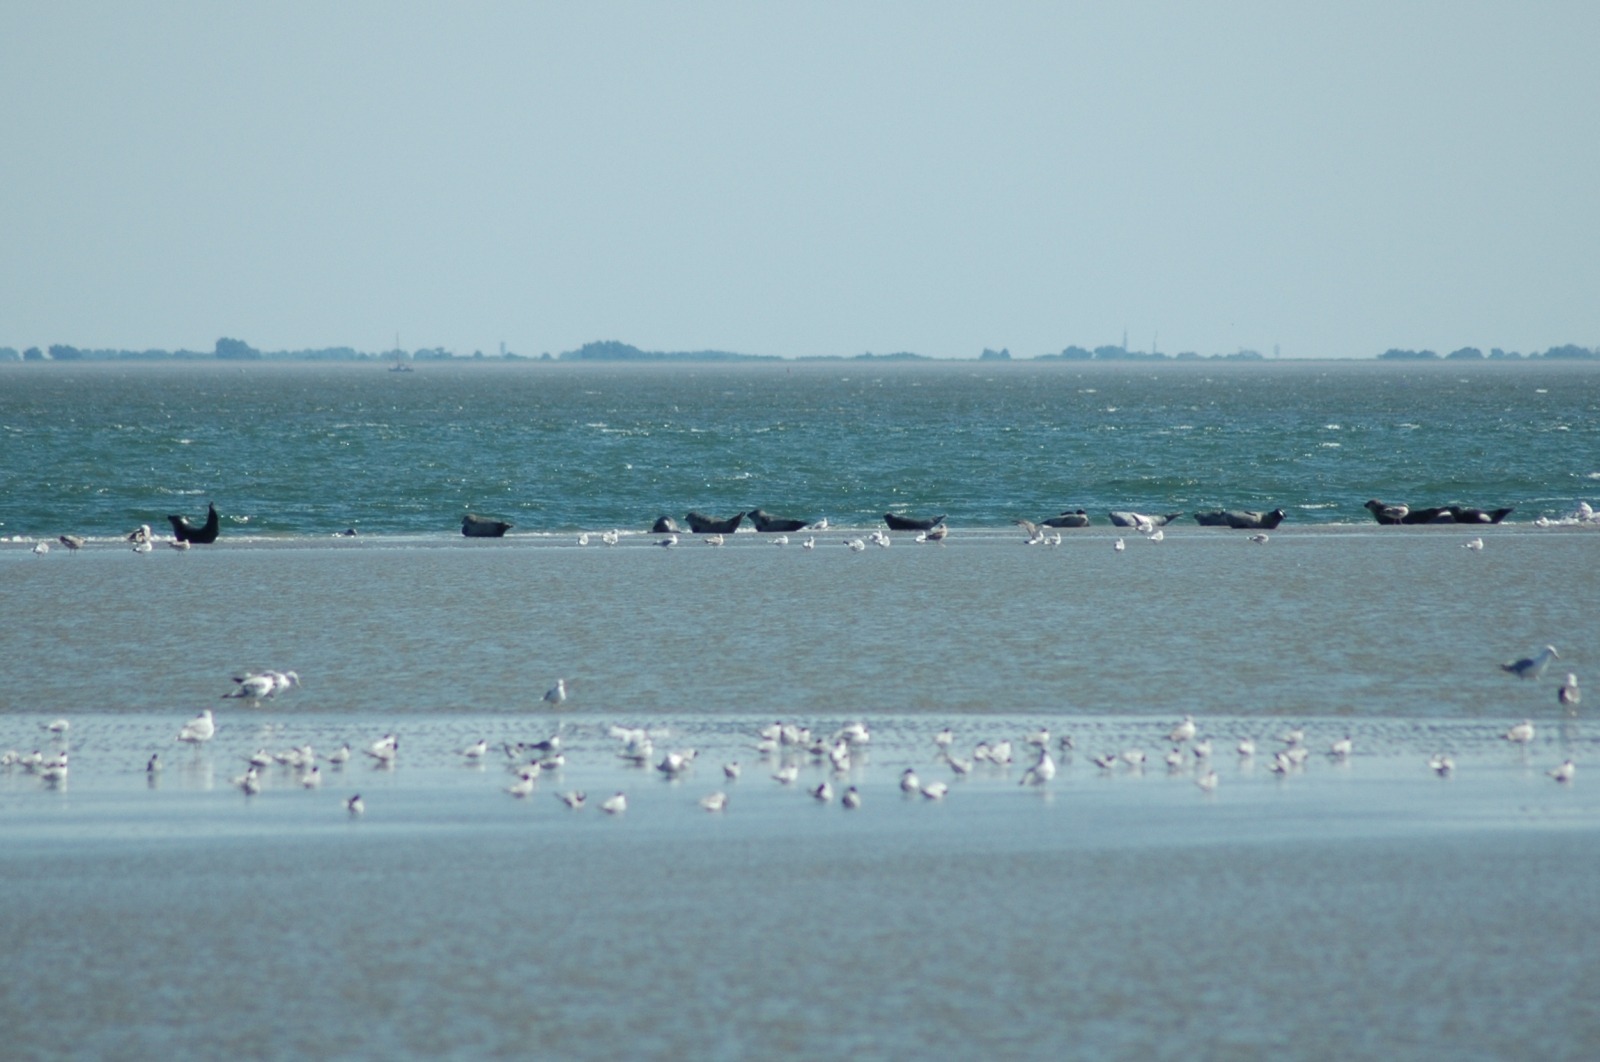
<box><xmin>3</xmin><ymin>359</ymin><xmax>1599</xmax><ymax>537</ymax></box>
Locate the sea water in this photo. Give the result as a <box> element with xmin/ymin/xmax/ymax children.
<box><xmin>2</xmin><ymin>361</ymin><xmax>1598</xmax><ymax>1060</ymax></box>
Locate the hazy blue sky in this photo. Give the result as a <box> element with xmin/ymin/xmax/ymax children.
<box><xmin>3</xmin><ymin>2</ymin><xmax>1597</xmax><ymax>359</ymax></box>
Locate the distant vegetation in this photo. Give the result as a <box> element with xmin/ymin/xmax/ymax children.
<box><xmin>2</xmin><ymin>337</ymin><xmax>1597</xmax><ymax>363</ymax></box>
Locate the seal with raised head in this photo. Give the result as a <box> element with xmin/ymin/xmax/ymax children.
<box><xmin>746</xmin><ymin>509</ymin><xmax>810</xmax><ymax>533</ymax></box>
<box><xmin>462</xmin><ymin>513</ymin><xmax>513</xmax><ymax>537</ymax></box>
<box><xmin>884</xmin><ymin>513</ymin><xmax>947</xmax><ymax>532</ymax></box>
<box><xmin>1040</xmin><ymin>510</ymin><xmax>1091</xmax><ymax>528</ymax></box>
<box><xmin>651</xmin><ymin>516</ymin><xmax>682</xmax><ymax>534</ymax></box>
<box><xmin>1197</xmin><ymin>508</ymin><xmax>1287</xmax><ymax>530</ymax></box>
<box><xmin>168</xmin><ymin>502</ymin><xmax>221</xmax><ymax>544</ymax></box>
<box><xmin>685</xmin><ymin>511</ymin><xmax>745</xmax><ymax>534</ymax></box>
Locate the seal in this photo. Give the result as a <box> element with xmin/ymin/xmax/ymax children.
<box><xmin>884</xmin><ymin>513</ymin><xmax>947</xmax><ymax>532</ymax></box>
<box><xmin>651</xmin><ymin>516</ymin><xmax>682</xmax><ymax>534</ymax></box>
<box><xmin>461</xmin><ymin>513</ymin><xmax>513</xmax><ymax>537</ymax></box>
<box><xmin>1194</xmin><ymin>508</ymin><xmax>1287</xmax><ymax>530</ymax></box>
<box><xmin>1448</xmin><ymin>505</ymin><xmax>1514</xmax><ymax>524</ymax></box>
<box><xmin>168</xmin><ymin>502</ymin><xmax>221</xmax><ymax>544</ymax></box>
<box><xmin>746</xmin><ymin>509</ymin><xmax>810</xmax><ymax>533</ymax></box>
<box><xmin>685</xmin><ymin>511</ymin><xmax>745</xmax><ymax>534</ymax></box>
<box><xmin>1040</xmin><ymin>510</ymin><xmax>1091</xmax><ymax>528</ymax></box>
<box><xmin>1107</xmin><ymin>511</ymin><xmax>1182</xmax><ymax>528</ymax></box>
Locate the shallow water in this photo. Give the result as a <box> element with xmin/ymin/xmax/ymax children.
<box><xmin>5</xmin><ymin>364</ymin><xmax>1600</xmax><ymax>1058</ymax></box>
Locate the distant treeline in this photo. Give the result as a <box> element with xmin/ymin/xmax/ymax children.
<box><xmin>2</xmin><ymin>337</ymin><xmax>1597</xmax><ymax>363</ymax></box>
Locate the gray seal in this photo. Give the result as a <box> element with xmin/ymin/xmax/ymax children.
<box><xmin>168</xmin><ymin>502</ymin><xmax>221</xmax><ymax>544</ymax></box>
<box><xmin>884</xmin><ymin>513</ymin><xmax>947</xmax><ymax>532</ymax></box>
<box><xmin>685</xmin><ymin>511</ymin><xmax>745</xmax><ymax>534</ymax></box>
<box><xmin>746</xmin><ymin>509</ymin><xmax>810</xmax><ymax>533</ymax></box>
<box><xmin>1194</xmin><ymin>508</ymin><xmax>1286</xmax><ymax>530</ymax></box>
<box><xmin>1040</xmin><ymin>510</ymin><xmax>1090</xmax><ymax>528</ymax></box>
<box><xmin>462</xmin><ymin>513</ymin><xmax>513</xmax><ymax>537</ymax></box>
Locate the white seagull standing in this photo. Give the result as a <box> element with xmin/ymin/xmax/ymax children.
<box><xmin>1503</xmin><ymin>719</ymin><xmax>1535</xmax><ymax>744</ymax></box>
<box><xmin>1548</xmin><ymin>760</ymin><xmax>1576</xmax><ymax>784</ymax></box>
<box><xmin>543</xmin><ymin>678</ymin><xmax>567</xmax><ymax>706</ymax></box>
<box><xmin>177</xmin><ymin>710</ymin><xmax>216</xmax><ymax>745</ymax></box>
<box><xmin>1167</xmin><ymin>715</ymin><xmax>1197</xmax><ymax>744</ymax></box>
<box><xmin>599</xmin><ymin>791</ymin><xmax>627</xmax><ymax>814</ymax></box>
<box><xmin>1019</xmin><ymin>749</ymin><xmax>1057</xmax><ymax>786</ymax></box>
<box><xmin>1559</xmin><ymin>673</ymin><xmax>1580</xmax><ymax>709</ymax></box>
<box><xmin>699</xmin><ymin>791</ymin><xmax>728</xmax><ymax>812</ymax></box>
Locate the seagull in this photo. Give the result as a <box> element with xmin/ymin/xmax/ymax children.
<box><xmin>808</xmin><ymin>518</ymin><xmax>829</xmax><ymax>531</ymax></box>
<box><xmin>772</xmin><ymin>534</ymin><xmax>788</xmax><ymax>547</ymax></box>
<box><xmin>1113</xmin><ymin>538</ymin><xmax>1126</xmax><ymax>552</ymax></box>
<box><xmin>57</xmin><ymin>534</ymin><xmax>85</xmax><ymax>550</ymax></box>
<box><xmin>44</xmin><ymin>719</ymin><xmax>70</xmax><ymax>735</ymax></box>
<box><xmin>1501</xmin><ymin>645</ymin><xmax>1559</xmax><ymax>680</ymax></box>
<box><xmin>657</xmin><ymin>534</ymin><xmax>678</xmax><ymax>548</ymax></box>
<box><xmin>1019</xmin><ymin>749</ymin><xmax>1057</xmax><ymax>786</ymax></box>
<box><xmin>704</xmin><ymin>534</ymin><xmax>724</xmax><ymax>547</ymax></box>
<box><xmin>169</xmin><ymin>539</ymin><xmax>190</xmax><ymax>551</ymax></box>
<box><xmin>1249</xmin><ymin>533</ymin><xmax>1269</xmax><ymax>545</ymax></box>
<box><xmin>1428</xmin><ymin>753</ymin><xmax>1455</xmax><ymax>777</ymax></box>
<box><xmin>1191</xmin><ymin>737</ymin><xmax>1213</xmax><ymax>760</ymax></box>
<box><xmin>1279</xmin><ymin>727</ymin><xmax>1305</xmax><ymax>747</ymax></box>
<box><xmin>132</xmin><ymin>539</ymin><xmax>154</xmax><ymax>554</ymax></box>
<box><xmin>505</xmin><ymin>770</ymin><xmax>537</xmax><ymax>798</ymax></box>
<box><xmin>772</xmin><ymin>763</ymin><xmax>799</xmax><ymax>785</ymax></box>
<box><xmin>1147</xmin><ymin>528</ymin><xmax>1165</xmax><ymax>542</ymax></box>
<box><xmin>1329</xmin><ymin>735</ymin><xmax>1354</xmax><ymax>760</ymax></box>
<box><xmin>1167</xmin><ymin>715</ymin><xmax>1197</xmax><ymax>744</ymax></box>
<box><xmin>1236</xmin><ymin>738</ymin><xmax>1256</xmax><ymax>758</ymax></box>
<box><xmin>841</xmin><ymin>786</ymin><xmax>863</xmax><ymax>809</ymax></box>
<box><xmin>364</xmin><ymin>733</ymin><xmax>399</xmax><ymax>763</ymax></box>
<box><xmin>543</xmin><ymin>678</ymin><xmax>567</xmax><ymax>706</ymax></box>
<box><xmin>899</xmin><ymin>767</ymin><xmax>921</xmax><ymax>793</ymax></box>
<box><xmin>1195</xmin><ymin>770</ymin><xmax>1219</xmax><ymax>793</ymax></box>
<box><xmin>656</xmin><ymin>750</ymin><xmax>695</xmax><ymax>777</ymax></box>
<box><xmin>723</xmin><ymin>761</ymin><xmax>742</xmax><ymax>780</ymax></box>
<box><xmin>127</xmin><ymin>524</ymin><xmax>153</xmax><ymax>544</ymax></box>
<box><xmin>802</xmin><ymin>536</ymin><xmax>815</xmax><ymax>550</ymax></box>
<box><xmin>346</xmin><ymin>794</ymin><xmax>365</xmax><ymax>815</ymax></box>
<box><xmin>1559</xmin><ymin>674</ymin><xmax>1580</xmax><ymax>708</ymax></box>
<box><xmin>1463</xmin><ymin>537</ymin><xmax>1484</xmax><ymax>551</ymax></box>
<box><xmin>1164</xmin><ymin>747</ymin><xmax>1186</xmax><ymax>770</ymax></box>
<box><xmin>811</xmin><ymin>781</ymin><xmax>833</xmax><ymax>802</ymax></box>
<box><xmin>869</xmin><ymin>530</ymin><xmax>891</xmax><ymax>548</ymax></box>
<box><xmin>31</xmin><ymin>542</ymin><xmax>49</xmax><ymax>555</ymax></box>
<box><xmin>557</xmin><ymin>790</ymin><xmax>586</xmax><ymax>810</ymax></box>
<box><xmin>1548</xmin><ymin>760</ymin><xmax>1576</xmax><ymax>784</ymax></box>
<box><xmin>577</xmin><ymin>532</ymin><xmax>590</xmax><ymax>546</ymax></box>
<box><xmin>459</xmin><ymin>739</ymin><xmax>489</xmax><ymax>761</ymax></box>
<box><xmin>177</xmin><ymin>709</ymin><xmax>216</xmax><ymax>745</ymax></box>
<box><xmin>301</xmin><ymin>766</ymin><xmax>323</xmax><ymax>789</ymax></box>
<box><xmin>327</xmin><ymin>744</ymin><xmax>351</xmax><ymax>766</ymax></box>
<box><xmin>1503</xmin><ymin>719</ymin><xmax>1535</xmax><ymax>744</ymax></box>
<box><xmin>601</xmin><ymin>529</ymin><xmax>620</xmax><ymax>546</ymax></box>
<box><xmin>844</xmin><ymin>537</ymin><xmax>866</xmax><ymax>552</ymax></box>
<box><xmin>1015</xmin><ymin>519</ymin><xmax>1047</xmax><ymax>545</ymax></box>
<box><xmin>599</xmin><ymin>792</ymin><xmax>627</xmax><ymax>814</ymax></box>
<box><xmin>1120</xmin><ymin>748</ymin><xmax>1146</xmax><ymax>768</ymax></box>
<box><xmin>934</xmin><ymin>728</ymin><xmax>955</xmax><ymax>750</ymax></box>
<box><xmin>146</xmin><ymin>753</ymin><xmax>162</xmax><ymax>774</ymax></box>
<box><xmin>699</xmin><ymin>791</ymin><xmax>728</xmax><ymax>812</ymax></box>
<box><xmin>921</xmin><ymin>781</ymin><xmax>949</xmax><ymax>800</ymax></box>
<box><xmin>237</xmin><ymin>768</ymin><xmax>261</xmax><ymax>796</ymax></box>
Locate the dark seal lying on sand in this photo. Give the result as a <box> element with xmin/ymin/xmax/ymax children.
<box><xmin>1040</xmin><ymin>510</ymin><xmax>1091</xmax><ymax>528</ymax></box>
<box><xmin>1193</xmin><ymin>508</ymin><xmax>1287</xmax><ymax>530</ymax></box>
<box><xmin>461</xmin><ymin>514</ymin><xmax>513</xmax><ymax>537</ymax></box>
<box><xmin>1364</xmin><ymin>500</ymin><xmax>1513</xmax><ymax>525</ymax></box>
<box><xmin>884</xmin><ymin>513</ymin><xmax>947</xmax><ymax>532</ymax></box>
<box><xmin>168</xmin><ymin>502</ymin><xmax>221</xmax><ymax>544</ymax></box>
<box><xmin>685</xmin><ymin>511</ymin><xmax>745</xmax><ymax>534</ymax></box>
<box><xmin>746</xmin><ymin>509</ymin><xmax>810</xmax><ymax>533</ymax></box>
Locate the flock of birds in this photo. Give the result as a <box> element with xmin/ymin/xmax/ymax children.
<box><xmin>3</xmin><ymin>643</ymin><xmax>1581</xmax><ymax>815</ymax></box>
<box><xmin>15</xmin><ymin>500</ymin><xmax>1600</xmax><ymax>555</ymax></box>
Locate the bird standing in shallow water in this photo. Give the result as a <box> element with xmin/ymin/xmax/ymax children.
<box><xmin>1559</xmin><ymin>673</ymin><xmax>1580</xmax><ymax>709</ymax></box>
<box><xmin>543</xmin><ymin>678</ymin><xmax>567</xmax><ymax>706</ymax></box>
<box><xmin>1503</xmin><ymin>719</ymin><xmax>1535</xmax><ymax>744</ymax></box>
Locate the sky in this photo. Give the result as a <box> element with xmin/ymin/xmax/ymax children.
<box><xmin>3</xmin><ymin>1</ymin><xmax>1598</xmax><ymax>359</ymax></box>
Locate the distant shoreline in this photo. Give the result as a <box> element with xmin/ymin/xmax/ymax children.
<box><xmin>3</xmin><ymin>337</ymin><xmax>1595</xmax><ymax>364</ymax></box>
